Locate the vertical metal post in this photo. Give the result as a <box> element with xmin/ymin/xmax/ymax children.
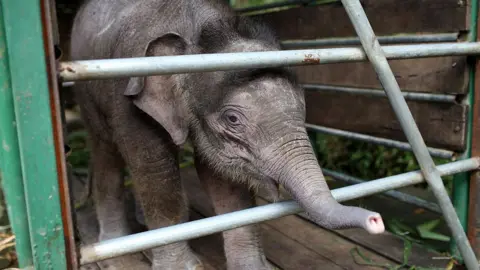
<box><xmin>2</xmin><ymin>1</ymin><xmax>69</xmax><ymax>269</ymax></box>
<box><xmin>0</xmin><ymin>4</ymin><xmax>34</xmax><ymax>268</ymax></box>
<box><xmin>451</xmin><ymin>0</ymin><xmax>480</xmax><ymax>242</ymax></box>
<box><xmin>466</xmin><ymin>0</ymin><xmax>480</xmax><ymax>257</ymax></box>
<box><xmin>339</xmin><ymin>0</ymin><xmax>479</xmax><ymax>269</ymax></box>
<box><xmin>41</xmin><ymin>0</ymin><xmax>78</xmax><ymax>268</ymax></box>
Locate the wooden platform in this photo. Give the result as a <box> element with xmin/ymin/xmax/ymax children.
<box><xmin>71</xmin><ymin>167</ymin><xmax>461</xmax><ymax>270</ymax></box>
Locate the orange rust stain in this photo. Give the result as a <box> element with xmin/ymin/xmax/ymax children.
<box><xmin>65</xmin><ymin>66</ymin><xmax>76</xmax><ymax>73</ymax></box>
<box><xmin>303</xmin><ymin>53</ymin><xmax>320</xmax><ymax>64</ymax></box>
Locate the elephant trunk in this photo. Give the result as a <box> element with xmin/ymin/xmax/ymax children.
<box><xmin>271</xmin><ymin>137</ymin><xmax>385</xmax><ymax>234</ymax></box>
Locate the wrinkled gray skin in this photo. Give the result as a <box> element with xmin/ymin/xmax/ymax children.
<box><xmin>70</xmin><ymin>1</ymin><xmax>385</xmax><ymax>269</ymax></box>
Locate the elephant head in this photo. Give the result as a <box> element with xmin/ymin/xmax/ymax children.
<box><xmin>123</xmin><ymin>17</ymin><xmax>385</xmax><ymax>235</ymax></box>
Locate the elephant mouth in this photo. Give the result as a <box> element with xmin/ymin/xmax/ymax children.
<box><xmin>257</xmin><ymin>175</ymin><xmax>280</xmax><ymax>202</ymax></box>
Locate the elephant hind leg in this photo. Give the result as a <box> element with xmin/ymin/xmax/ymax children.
<box><xmin>87</xmin><ymin>138</ymin><xmax>153</xmax><ymax>270</ymax></box>
<box><xmin>90</xmin><ymin>139</ymin><xmax>130</xmax><ymax>241</ymax></box>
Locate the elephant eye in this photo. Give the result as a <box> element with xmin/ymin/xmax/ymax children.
<box><xmin>223</xmin><ymin>109</ymin><xmax>242</xmax><ymax>127</ymax></box>
<box><xmin>228</xmin><ymin>115</ymin><xmax>238</xmax><ymax>123</ymax></box>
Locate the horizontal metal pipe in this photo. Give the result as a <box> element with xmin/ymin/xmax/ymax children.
<box><xmin>79</xmin><ymin>158</ymin><xmax>480</xmax><ymax>265</ymax></box>
<box><xmin>61</xmin><ymin>81</ymin><xmax>458</xmax><ymax>103</ymax></box>
<box><xmin>322</xmin><ymin>168</ymin><xmax>441</xmax><ymax>213</ymax></box>
<box><xmin>236</xmin><ymin>0</ymin><xmax>314</xmax><ymax>13</ymax></box>
<box><xmin>281</xmin><ymin>33</ymin><xmax>459</xmax><ymax>48</ymax></box>
<box><xmin>302</xmin><ymin>84</ymin><xmax>458</xmax><ymax>103</ymax></box>
<box><xmin>59</xmin><ymin>42</ymin><xmax>480</xmax><ymax>82</ymax></box>
<box><xmin>305</xmin><ymin>124</ymin><xmax>455</xmax><ymax>159</ymax></box>
<box><xmin>61</xmin><ymin>81</ymin><xmax>75</xmax><ymax>87</ymax></box>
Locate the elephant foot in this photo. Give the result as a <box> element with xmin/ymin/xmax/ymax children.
<box><xmin>228</xmin><ymin>256</ymin><xmax>278</xmax><ymax>270</ymax></box>
<box><xmin>151</xmin><ymin>256</ymin><xmax>204</xmax><ymax>270</ymax></box>
<box><xmin>151</xmin><ymin>243</ymin><xmax>204</xmax><ymax>270</ymax></box>
<box><xmin>97</xmin><ymin>253</ymin><xmax>151</xmax><ymax>270</ymax></box>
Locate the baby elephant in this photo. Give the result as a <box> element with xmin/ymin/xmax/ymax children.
<box><xmin>70</xmin><ymin>0</ymin><xmax>384</xmax><ymax>269</ymax></box>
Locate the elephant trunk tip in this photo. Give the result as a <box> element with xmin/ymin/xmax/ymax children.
<box><xmin>304</xmin><ymin>201</ymin><xmax>386</xmax><ymax>235</ymax></box>
<box><xmin>365</xmin><ymin>213</ymin><xmax>385</xmax><ymax>234</ymax></box>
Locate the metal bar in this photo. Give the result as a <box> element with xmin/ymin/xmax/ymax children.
<box><xmin>59</xmin><ymin>42</ymin><xmax>480</xmax><ymax>82</ymax></box>
<box><xmin>281</xmin><ymin>33</ymin><xmax>459</xmax><ymax>48</ymax></box>
<box><xmin>47</xmin><ymin>0</ymin><xmax>59</xmax><ymax>45</ymax></box>
<box><xmin>236</xmin><ymin>0</ymin><xmax>314</xmax><ymax>13</ymax></box>
<box><xmin>310</xmin><ymin>81</ymin><xmax>457</xmax><ymax>101</ymax></box>
<box><xmin>459</xmin><ymin>0</ymin><xmax>480</xmax><ymax>258</ymax></box>
<box><xmin>305</xmin><ymin>124</ymin><xmax>455</xmax><ymax>159</ymax></box>
<box><xmin>467</xmin><ymin>0</ymin><xmax>480</xmax><ymax>256</ymax></box>
<box><xmin>340</xmin><ymin>0</ymin><xmax>479</xmax><ymax>268</ymax></box>
<box><xmin>0</xmin><ymin>3</ymin><xmax>33</xmax><ymax>267</ymax></box>
<box><xmin>2</xmin><ymin>1</ymin><xmax>68</xmax><ymax>269</ymax></box>
<box><xmin>62</xmin><ymin>81</ymin><xmax>75</xmax><ymax>87</ymax></box>
<box><xmin>79</xmin><ymin>158</ymin><xmax>480</xmax><ymax>265</ymax></box>
<box><xmin>40</xmin><ymin>0</ymin><xmax>78</xmax><ymax>268</ymax></box>
<box><xmin>302</xmin><ymin>84</ymin><xmax>458</xmax><ymax>103</ymax></box>
<box><xmin>322</xmin><ymin>168</ymin><xmax>441</xmax><ymax>213</ymax></box>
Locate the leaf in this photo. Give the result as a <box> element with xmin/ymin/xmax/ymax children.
<box><xmin>416</xmin><ymin>220</ymin><xmax>451</xmax><ymax>242</ymax></box>
<box><xmin>418</xmin><ymin>219</ymin><xmax>441</xmax><ymax>231</ymax></box>
<box><xmin>446</xmin><ymin>259</ymin><xmax>456</xmax><ymax>270</ymax></box>
<box><xmin>402</xmin><ymin>239</ymin><xmax>412</xmax><ymax>265</ymax></box>
<box><xmin>388</xmin><ymin>219</ymin><xmax>416</xmax><ymax>236</ymax></box>
<box><xmin>417</xmin><ymin>230</ymin><xmax>450</xmax><ymax>242</ymax></box>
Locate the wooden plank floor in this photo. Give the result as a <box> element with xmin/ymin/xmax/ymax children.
<box><xmin>71</xmin><ymin>167</ymin><xmax>458</xmax><ymax>270</ymax></box>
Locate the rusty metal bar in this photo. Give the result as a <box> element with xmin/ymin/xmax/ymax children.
<box><xmin>58</xmin><ymin>42</ymin><xmax>480</xmax><ymax>82</ymax></box>
<box><xmin>40</xmin><ymin>0</ymin><xmax>78</xmax><ymax>268</ymax></box>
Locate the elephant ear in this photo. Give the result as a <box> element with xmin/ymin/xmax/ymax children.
<box><xmin>124</xmin><ymin>32</ymin><xmax>189</xmax><ymax>146</ymax></box>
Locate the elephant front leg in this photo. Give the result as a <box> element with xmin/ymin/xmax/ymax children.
<box><xmin>195</xmin><ymin>158</ymin><xmax>276</xmax><ymax>270</ymax></box>
<box><xmin>117</xmin><ymin>120</ymin><xmax>204</xmax><ymax>270</ymax></box>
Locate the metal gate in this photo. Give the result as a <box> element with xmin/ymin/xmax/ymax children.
<box><xmin>1</xmin><ymin>0</ymin><xmax>480</xmax><ymax>269</ymax></box>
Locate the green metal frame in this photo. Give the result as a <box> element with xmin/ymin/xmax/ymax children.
<box><xmin>450</xmin><ymin>0</ymin><xmax>479</xmax><ymax>258</ymax></box>
<box><xmin>0</xmin><ymin>5</ymin><xmax>33</xmax><ymax>268</ymax></box>
<box><xmin>0</xmin><ymin>1</ymin><xmax>67</xmax><ymax>269</ymax></box>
